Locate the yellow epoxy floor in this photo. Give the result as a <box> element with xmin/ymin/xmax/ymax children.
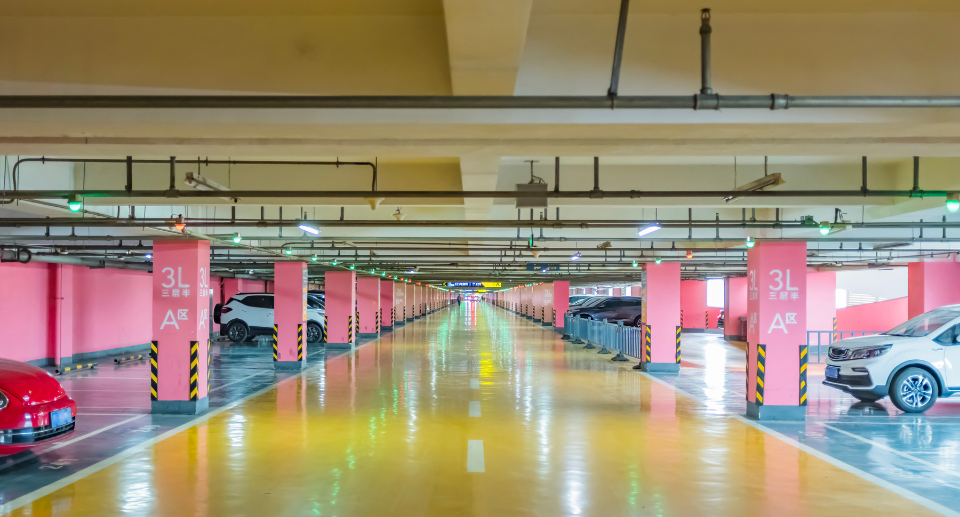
<box><xmin>7</xmin><ymin>303</ymin><xmax>944</xmax><ymax>516</ymax></box>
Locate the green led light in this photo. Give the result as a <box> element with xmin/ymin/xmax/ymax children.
<box><xmin>67</xmin><ymin>194</ymin><xmax>83</xmax><ymax>212</ymax></box>
<box><xmin>232</xmin><ymin>233</ymin><xmax>242</xmax><ymax>244</ymax></box>
<box><xmin>284</xmin><ymin>249</ymin><xmax>292</xmax><ymax>255</ymax></box>
<box><xmin>311</xmin><ymin>255</ymin><xmax>318</xmax><ymax>262</ymax></box>
<box><xmin>632</xmin><ymin>261</ymin><xmax>638</xmax><ymax>267</ymax></box>
<box><xmin>349</xmin><ymin>265</ymin><xmax>355</xmax><ymax>270</ymax></box>
<box><xmin>947</xmin><ymin>193</ymin><xmax>960</xmax><ymax>213</ymax></box>
<box><xmin>746</xmin><ymin>236</ymin><xmax>755</xmax><ymax>248</ymax></box>
<box><xmin>332</xmin><ymin>260</ymin><xmax>338</xmax><ymax>266</ymax></box>
<box><xmin>655</xmin><ymin>257</ymin><xmax>662</xmax><ymax>264</ymax></box>
<box><xmin>819</xmin><ymin>222</ymin><xmax>831</xmax><ymax>235</ymax></box>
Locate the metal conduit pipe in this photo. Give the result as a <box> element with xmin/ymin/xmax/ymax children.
<box><xmin>0</xmin><ymin>95</ymin><xmax>959</xmax><ymax>110</ymax></box>
<box><xmin>1</xmin><ymin>188</ymin><xmax>954</xmax><ymax>202</ymax></box>
<box><xmin>3</xmin><ymin>217</ymin><xmax>960</xmax><ymax>229</ymax></box>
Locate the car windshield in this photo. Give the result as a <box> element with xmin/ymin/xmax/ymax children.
<box><xmin>579</xmin><ymin>297</ymin><xmax>609</xmax><ymax>308</ymax></box>
<box><xmin>886</xmin><ymin>308</ymin><xmax>960</xmax><ymax>337</ymax></box>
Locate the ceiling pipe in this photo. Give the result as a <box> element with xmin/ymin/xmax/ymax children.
<box><xmin>607</xmin><ymin>0</ymin><xmax>630</xmax><ymax>101</ymax></box>
<box><xmin>3</xmin><ymin>217</ymin><xmax>960</xmax><ymax>229</ymax></box>
<box><xmin>1</xmin><ymin>188</ymin><xmax>955</xmax><ymax>202</ymax></box>
<box><xmin>0</xmin><ymin>95</ymin><xmax>958</xmax><ymax>110</ymax></box>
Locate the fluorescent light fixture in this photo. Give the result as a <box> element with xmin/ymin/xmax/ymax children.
<box><xmin>637</xmin><ymin>224</ymin><xmax>660</xmax><ymax>237</ymax></box>
<box><xmin>948</xmin><ymin>193</ymin><xmax>960</xmax><ymax>213</ymax></box>
<box><xmin>298</xmin><ymin>223</ymin><xmax>320</xmax><ymax>235</ymax></box>
<box><xmin>723</xmin><ymin>173</ymin><xmax>785</xmax><ymax>203</ymax></box>
<box><xmin>183</xmin><ymin>172</ymin><xmax>237</xmax><ymax>202</ymax></box>
<box><xmin>571</xmin><ymin>252</ymin><xmax>581</xmax><ymax>261</ymax></box>
<box><xmin>67</xmin><ymin>194</ymin><xmax>83</xmax><ymax>212</ymax></box>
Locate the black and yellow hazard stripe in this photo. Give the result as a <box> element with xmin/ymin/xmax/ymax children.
<box><xmin>355</xmin><ymin>310</ymin><xmax>360</xmax><ymax>335</ymax></box>
<box><xmin>297</xmin><ymin>323</ymin><xmax>304</xmax><ymax>360</ymax></box>
<box><xmin>644</xmin><ymin>324</ymin><xmax>652</xmax><ymax>362</ymax></box>
<box><xmin>391</xmin><ymin>307</ymin><xmax>396</xmax><ymax>325</ymax></box>
<box><xmin>675</xmin><ymin>325</ymin><xmax>682</xmax><ymax>363</ymax></box>
<box><xmin>705</xmin><ymin>310</ymin><xmax>709</xmax><ymax>329</ymax></box>
<box><xmin>272</xmin><ymin>324</ymin><xmax>279</xmax><ymax>361</ymax></box>
<box><xmin>206</xmin><ymin>339</ymin><xmax>212</xmax><ymax>395</ymax></box>
<box><xmin>680</xmin><ymin>309</ymin><xmax>684</xmax><ymax>328</ymax></box>
<box><xmin>800</xmin><ymin>344</ymin><xmax>808</xmax><ymax>406</ymax></box>
<box><xmin>56</xmin><ymin>362</ymin><xmax>97</xmax><ymax>375</ymax></box>
<box><xmin>150</xmin><ymin>340</ymin><xmax>158</xmax><ymax>400</ymax></box>
<box><xmin>832</xmin><ymin>316</ymin><xmax>838</xmax><ymax>341</ymax></box>
<box><xmin>114</xmin><ymin>354</ymin><xmax>145</xmax><ymax>364</ymax></box>
<box><xmin>322</xmin><ymin>315</ymin><xmax>328</xmax><ymax>342</ymax></box>
<box><xmin>348</xmin><ymin>314</ymin><xmax>354</xmax><ymax>342</ymax></box>
<box><xmin>189</xmin><ymin>340</ymin><xmax>199</xmax><ymax>402</ymax></box>
<box><xmin>756</xmin><ymin>344</ymin><xmax>766</xmax><ymax>406</ymax></box>
<box><xmin>376</xmin><ymin>310</ymin><xmax>381</xmax><ymax>332</ymax></box>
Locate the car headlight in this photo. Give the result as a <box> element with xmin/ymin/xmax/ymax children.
<box><xmin>0</xmin><ymin>391</ymin><xmax>7</xmax><ymax>410</ymax></box>
<box><xmin>845</xmin><ymin>345</ymin><xmax>892</xmax><ymax>361</ymax></box>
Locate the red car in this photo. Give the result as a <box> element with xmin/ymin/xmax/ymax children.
<box><xmin>0</xmin><ymin>358</ymin><xmax>77</xmax><ymax>455</ymax></box>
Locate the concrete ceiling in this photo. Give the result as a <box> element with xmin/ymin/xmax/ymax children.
<box><xmin>2</xmin><ymin>0</ymin><xmax>960</xmax><ymax>283</ymax></box>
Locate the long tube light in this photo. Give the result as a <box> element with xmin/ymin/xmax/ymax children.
<box><xmin>637</xmin><ymin>224</ymin><xmax>660</xmax><ymax>237</ymax></box>
<box><xmin>298</xmin><ymin>223</ymin><xmax>320</xmax><ymax>235</ymax></box>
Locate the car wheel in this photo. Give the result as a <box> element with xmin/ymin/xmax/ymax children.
<box><xmin>852</xmin><ymin>393</ymin><xmax>883</xmax><ymax>403</ymax></box>
<box><xmin>226</xmin><ymin>321</ymin><xmax>249</xmax><ymax>343</ymax></box>
<box><xmin>306</xmin><ymin>322</ymin><xmax>323</xmax><ymax>344</ymax></box>
<box><xmin>889</xmin><ymin>367</ymin><xmax>938</xmax><ymax>413</ymax></box>
<box><xmin>633</xmin><ymin>316</ymin><xmax>643</xmax><ymax>327</ymax></box>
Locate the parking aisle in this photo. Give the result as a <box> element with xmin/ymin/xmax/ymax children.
<box><xmin>3</xmin><ymin>302</ymin><xmax>949</xmax><ymax>516</ymax></box>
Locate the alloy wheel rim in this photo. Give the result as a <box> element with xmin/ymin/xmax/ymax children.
<box><xmin>229</xmin><ymin>326</ymin><xmax>245</xmax><ymax>340</ymax></box>
<box><xmin>308</xmin><ymin>326</ymin><xmax>320</xmax><ymax>341</ymax></box>
<box><xmin>899</xmin><ymin>374</ymin><xmax>933</xmax><ymax>408</ymax></box>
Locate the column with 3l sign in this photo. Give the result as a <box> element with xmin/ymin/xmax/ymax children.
<box><xmin>152</xmin><ymin>239</ymin><xmax>211</xmax><ymax>414</ymax></box>
<box><xmin>745</xmin><ymin>241</ymin><xmax>807</xmax><ymax>421</ymax></box>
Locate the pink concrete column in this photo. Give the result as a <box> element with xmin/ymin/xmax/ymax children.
<box><xmin>806</xmin><ymin>270</ymin><xmax>836</xmax><ymax>333</ymax></box>
<box><xmin>553</xmin><ymin>281</ymin><xmax>570</xmax><ymax>329</ymax></box>
<box><xmin>380</xmin><ymin>280</ymin><xmax>394</xmax><ymax>329</ymax></box>
<box><xmin>640</xmin><ymin>262</ymin><xmax>681</xmax><ymax>373</ymax></box>
<box><xmin>746</xmin><ymin>241</ymin><xmax>807</xmax><ymax>420</ymax></box>
<box><xmin>533</xmin><ymin>285</ymin><xmax>544</xmax><ymax>322</ymax></box>
<box><xmin>152</xmin><ymin>240</ymin><xmax>211</xmax><ymax>414</ymax></box>
<box><xmin>724</xmin><ymin>277</ymin><xmax>748</xmax><ymax>341</ymax></box>
<box><xmin>324</xmin><ymin>271</ymin><xmax>356</xmax><ymax>349</ymax></box>
<box><xmin>412</xmin><ymin>285</ymin><xmax>420</xmax><ymax>318</ymax></box>
<box><xmin>51</xmin><ymin>264</ymin><xmax>76</xmax><ymax>366</ymax></box>
<box><xmin>394</xmin><ymin>281</ymin><xmax>408</xmax><ymax>325</ymax></box>
<box><xmin>908</xmin><ymin>259</ymin><xmax>960</xmax><ymax>318</ymax></box>
<box><xmin>541</xmin><ymin>284</ymin><xmax>554</xmax><ymax>326</ymax></box>
<box><xmin>404</xmin><ymin>283</ymin><xmax>414</xmax><ymax>321</ymax></box>
<box><xmin>680</xmin><ymin>280</ymin><xmax>707</xmax><ymax>331</ymax></box>
<box><xmin>630</xmin><ymin>285</ymin><xmax>642</xmax><ymax>297</ymax></box>
<box><xmin>357</xmin><ymin>277</ymin><xmax>381</xmax><ymax>336</ymax></box>
<box><xmin>274</xmin><ymin>262</ymin><xmax>307</xmax><ymax>370</ymax></box>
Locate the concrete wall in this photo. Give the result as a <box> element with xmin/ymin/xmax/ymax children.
<box><xmin>0</xmin><ymin>263</ymin><xmax>153</xmax><ymax>365</ymax></box>
<box><xmin>836</xmin><ymin>297</ymin><xmax>908</xmax><ymax>332</ymax></box>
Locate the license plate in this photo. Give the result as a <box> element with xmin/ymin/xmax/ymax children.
<box><xmin>50</xmin><ymin>408</ymin><xmax>71</xmax><ymax>428</ymax></box>
<box><xmin>825</xmin><ymin>366</ymin><xmax>839</xmax><ymax>379</ymax></box>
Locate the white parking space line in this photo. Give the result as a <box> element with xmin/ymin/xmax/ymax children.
<box><xmin>467</xmin><ymin>440</ymin><xmax>485</xmax><ymax>472</ymax></box>
<box><xmin>470</xmin><ymin>378</ymin><xmax>480</xmax><ymax>389</ymax></box>
<box><xmin>0</xmin><ymin>414</ymin><xmax>147</xmax><ymax>474</ymax></box>
<box><xmin>209</xmin><ymin>371</ymin><xmax>269</xmax><ymax>393</ymax></box>
<box><xmin>822</xmin><ymin>424</ymin><xmax>960</xmax><ymax>479</ymax></box>
<box><xmin>469</xmin><ymin>401</ymin><xmax>481</xmax><ymax>417</ymax></box>
<box><xmin>640</xmin><ymin>373</ymin><xmax>960</xmax><ymax>517</ymax></box>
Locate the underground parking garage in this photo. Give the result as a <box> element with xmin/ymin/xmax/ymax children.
<box><xmin>5</xmin><ymin>1</ymin><xmax>960</xmax><ymax>515</ymax></box>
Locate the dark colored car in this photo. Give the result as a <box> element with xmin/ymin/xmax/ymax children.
<box><xmin>0</xmin><ymin>358</ymin><xmax>77</xmax><ymax>455</ymax></box>
<box><xmin>572</xmin><ymin>296</ymin><xmax>644</xmax><ymax>326</ymax></box>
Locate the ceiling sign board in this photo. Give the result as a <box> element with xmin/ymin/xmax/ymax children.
<box><xmin>446</xmin><ymin>282</ymin><xmax>501</xmax><ymax>288</ymax></box>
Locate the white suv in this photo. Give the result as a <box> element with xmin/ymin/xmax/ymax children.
<box><xmin>214</xmin><ymin>293</ymin><xmax>326</xmax><ymax>344</ymax></box>
<box><xmin>823</xmin><ymin>305</ymin><xmax>960</xmax><ymax>413</ymax></box>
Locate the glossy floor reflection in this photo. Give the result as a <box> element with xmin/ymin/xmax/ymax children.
<box><xmin>1</xmin><ymin>303</ymin><xmax>953</xmax><ymax>516</ymax></box>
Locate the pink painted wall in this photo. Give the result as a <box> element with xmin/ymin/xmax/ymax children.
<box><xmin>0</xmin><ymin>263</ymin><xmax>55</xmax><ymax>362</ymax></box>
<box><xmin>74</xmin><ymin>268</ymin><xmax>152</xmax><ymax>356</ymax></box>
<box><xmin>680</xmin><ymin>280</ymin><xmax>707</xmax><ymax>329</ymax></box>
<box><xmin>909</xmin><ymin>261</ymin><xmax>960</xmax><ymax>318</ymax></box>
<box><xmin>724</xmin><ymin>276</ymin><xmax>748</xmax><ymax>338</ymax></box>
<box><xmin>806</xmin><ymin>270</ymin><xmax>837</xmax><ymax>332</ymax></box>
<box><xmin>0</xmin><ymin>263</ymin><xmax>154</xmax><ymax>364</ymax></box>
<box><xmin>837</xmin><ymin>297</ymin><xmax>907</xmax><ymax>332</ymax></box>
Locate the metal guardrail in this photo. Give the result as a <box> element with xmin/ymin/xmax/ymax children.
<box><xmin>805</xmin><ymin>330</ymin><xmax>883</xmax><ymax>363</ymax></box>
<box><xmin>563</xmin><ymin>314</ymin><xmax>644</xmax><ymax>361</ymax></box>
